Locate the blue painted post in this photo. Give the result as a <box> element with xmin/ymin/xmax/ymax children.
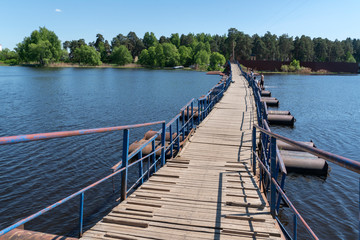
<box><xmin>270</xmin><ymin>136</ymin><xmax>277</xmax><ymax>217</ymax></box>
<box><xmin>252</xmin><ymin>126</ymin><xmax>256</xmax><ymax>176</ymax></box>
<box><xmin>138</xmin><ymin>151</ymin><xmax>143</xmax><ymax>184</ymax></box>
<box><xmin>79</xmin><ymin>192</ymin><xmax>84</xmax><ymax>238</ymax></box>
<box><xmin>181</xmin><ymin>110</ymin><xmax>185</xmax><ymax>139</ymax></box>
<box><xmin>176</xmin><ymin>118</ymin><xmax>180</xmax><ymax>152</ymax></box>
<box><xmin>121</xmin><ymin>129</ymin><xmax>129</xmax><ymax>201</ymax></box>
<box><xmin>191</xmin><ymin>101</ymin><xmax>194</xmax><ymax>130</ymax></box>
<box><xmin>169</xmin><ymin>125</ymin><xmax>173</xmax><ymax>157</ymax></box>
<box><xmin>186</xmin><ymin>106</ymin><xmax>190</xmax><ymax>134</ymax></box>
<box><xmin>197</xmin><ymin>100</ymin><xmax>201</xmax><ymax>125</ymax></box>
<box><xmin>147</xmin><ymin>154</ymin><xmax>150</xmax><ymax>180</ymax></box>
<box><xmin>294</xmin><ymin>214</ymin><xmax>297</xmax><ymax>240</ymax></box>
<box><xmin>152</xmin><ymin>140</ymin><xmax>156</xmax><ymax>173</ymax></box>
<box><xmin>161</xmin><ymin>122</ymin><xmax>166</xmax><ymax>167</ymax></box>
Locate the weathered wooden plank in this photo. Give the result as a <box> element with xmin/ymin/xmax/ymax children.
<box><xmin>81</xmin><ymin>63</ymin><xmax>283</xmax><ymax>240</ymax></box>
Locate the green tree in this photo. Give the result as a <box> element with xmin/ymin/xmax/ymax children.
<box><xmin>0</xmin><ymin>48</ymin><xmax>19</xmax><ymax>65</ymax></box>
<box><xmin>252</xmin><ymin>34</ymin><xmax>266</xmax><ymax>60</ymax></box>
<box><xmin>345</xmin><ymin>51</ymin><xmax>356</xmax><ymax>63</ymax></box>
<box><xmin>293</xmin><ymin>35</ymin><xmax>314</xmax><ymax>62</ymax></box>
<box><xmin>16</xmin><ymin>27</ymin><xmax>62</xmax><ymax>65</ymax></box>
<box><xmin>234</xmin><ymin>32</ymin><xmax>252</xmax><ymax>60</ymax></box>
<box><xmin>111</xmin><ymin>45</ymin><xmax>133</xmax><ymax>65</ymax></box>
<box><xmin>159</xmin><ymin>36</ymin><xmax>169</xmax><ymax>44</ymax></box>
<box><xmin>143</xmin><ymin>32</ymin><xmax>158</xmax><ymax>49</ymax></box>
<box><xmin>162</xmin><ymin>43</ymin><xmax>180</xmax><ymax>67</ymax></box>
<box><xmin>93</xmin><ymin>34</ymin><xmax>111</xmax><ymax>62</ymax></box>
<box><xmin>63</xmin><ymin>39</ymin><xmax>86</xmax><ymax>61</ymax></box>
<box><xmin>73</xmin><ymin>45</ymin><xmax>102</xmax><ymax>65</ymax></box>
<box><xmin>278</xmin><ymin>34</ymin><xmax>293</xmax><ymax>61</ymax></box>
<box><xmin>209</xmin><ymin>52</ymin><xmax>226</xmax><ymax>70</ymax></box>
<box><xmin>352</xmin><ymin>39</ymin><xmax>360</xmax><ymax>62</ymax></box>
<box><xmin>329</xmin><ymin>40</ymin><xmax>344</xmax><ymax>62</ymax></box>
<box><xmin>170</xmin><ymin>33</ymin><xmax>180</xmax><ymax>48</ymax></box>
<box><xmin>313</xmin><ymin>38</ymin><xmax>329</xmax><ymax>62</ymax></box>
<box><xmin>155</xmin><ymin>44</ymin><xmax>165</xmax><ymax>67</ymax></box>
<box><xmin>127</xmin><ymin>32</ymin><xmax>145</xmax><ymax>58</ymax></box>
<box><xmin>261</xmin><ymin>31</ymin><xmax>278</xmax><ymax>60</ymax></box>
<box><xmin>178</xmin><ymin>46</ymin><xmax>193</xmax><ymax>66</ymax></box>
<box><xmin>180</xmin><ymin>33</ymin><xmax>194</xmax><ymax>47</ymax></box>
<box><xmin>138</xmin><ymin>49</ymin><xmax>149</xmax><ymax>65</ymax></box>
<box><xmin>194</xmin><ymin>50</ymin><xmax>210</xmax><ymax>66</ymax></box>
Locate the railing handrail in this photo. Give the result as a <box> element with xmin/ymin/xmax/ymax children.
<box><xmin>0</xmin><ymin>64</ymin><xmax>233</xmax><ymax>238</ymax></box>
<box><xmin>255</xmin><ymin>124</ymin><xmax>360</xmax><ymax>174</ymax></box>
<box><xmin>0</xmin><ymin>121</ymin><xmax>165</xmax><ymax>145</ymax></box>
<box><xmin>0</xmin><ymin>164</ymin><xmax>126</xmax><ymax>236</ymax></box>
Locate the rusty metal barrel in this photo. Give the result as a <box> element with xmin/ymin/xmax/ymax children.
<box><xmin>261</xmin><ymin>90</ymin><xmax>271</xmax><ymax>97</ymax></box>
<box><xmin>261</xmin><ymin>97</ymin><xmax>279</xmax><ymax>107</ymax></box>
<box><xmin>277</xmin><ymin>140</ymin><xmax>329</xmax><ymax>176</ymax></box>
<box><xmin>268</xmin><ymin>110</ymin><xmax>290</xmax><ymax>115</ymax></box>
<box><xmin>268</xmin><ymin>114</ymin><xmax>295</xmax><ymax>126</ymax></box>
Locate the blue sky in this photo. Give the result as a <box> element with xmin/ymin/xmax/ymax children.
<box><xmin>1</xmin><ymin>0</ymin><xmax>359</xmax><ymax>50</ymax></box>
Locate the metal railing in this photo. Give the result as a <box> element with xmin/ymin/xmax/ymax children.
<box><xmin>237</xmin><ymin>61</ymin><xmax>360</xmax><ymax>239</ymax></box>
<box><xmin>0</xmin><ymin>65</ymin><xmax>233</xmax><ymax>238</ymax></box>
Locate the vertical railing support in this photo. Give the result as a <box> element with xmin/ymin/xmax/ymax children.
<box><xmin>161</xmin><ymin>122</ymin><xmax>166</xmax><ymax>167</ymax></box>
<box><xmin>79</xmin><ymin>192</ymin><xmax>84</xmax><ymax>238</ymax></box>
<box><xmin>294</xmin><ymin>214</ymin><xmax>298</xmax><ymax>240</ymax></box>
<box><xmin>181</xmin><ymin>110</ymin><xmax>185</xmax><ymax>139</ymax></box>
<box><xmin>152</xmin><ymin>140</ymin><xmax>156</xmax><ymax>173</ymax></box>
<box><xmin>191</xmin><ymin>101</ymin><xmax>194</xmax><ymax>130</ymax></box>
<box><xmin>169</xmin><ymin>125</ymin><xmax>173</xmax><ymax>157</ymax></box>
<box><xmin>270</xmin><ymin>136</ymin><xmax>277</xmax><ymax>217</ymax></box>
<box><xmin>252</xmin><ymin>126</ymin><xmax>256</xmax><ymax>176</ymax></box>
<box><xmin>197</xmin><ymin>100</ymin><xmax>201</xmax><ymax>125</ymax></box>
<box><xmin>186</xmin><ymin>106</ymin><xmax>190</xmax><ymax>134</ymax></box>
<box><xmin>176</xmin><ymin>118</ymin><xmax>180</xmax><ymax>152</ymax></box>
<box><xmin>138</xmin><ymin>151</ymin><xmax>143</xmax><ymax>184</ymax></box>
<box><xmin>121</xmin><ymin>129</ymin><xmax>129</xmax><ymax>201</ymax></box>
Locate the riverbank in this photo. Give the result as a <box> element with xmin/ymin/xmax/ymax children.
<box><xmin>0</xmin><ymin>62</ymin><xmax>207</xmax><ymax>72</ymax></box>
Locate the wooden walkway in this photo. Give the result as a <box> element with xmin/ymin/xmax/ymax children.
<box><xmin>81</xmin><ymin>64</ymin><xmax>283</xmax><ymax>239</ymax></box>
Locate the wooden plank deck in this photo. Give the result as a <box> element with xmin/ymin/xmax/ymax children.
<box><xmin>81</xmin><ymin>64</ymin><xmax>283</xmax><ymax>239</ymax></box>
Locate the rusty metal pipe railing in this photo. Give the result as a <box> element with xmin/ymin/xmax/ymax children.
<box><xmin>0</xmin><ymin>121</ymin><xmax>165</xmax><ymax>145</ymax></box>
<box><xmin>255</xmin><ymin>124</ymin><xmax>360</xmax><ymax>174</ymax></box>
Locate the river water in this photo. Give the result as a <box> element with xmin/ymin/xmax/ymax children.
<box><xmin>0</xmin><ymin>66</ymin><xmax>220</xmax><ymax>236</ymax></box>
<box><xmin>265</xmin><ymin>74</ymin><xmax>359</xmax><ymax>239</ymax></box>
<box><xmin>0</xmin><ymin>67</ymin><xmax>358</xmax><ymax>239</ymax></box>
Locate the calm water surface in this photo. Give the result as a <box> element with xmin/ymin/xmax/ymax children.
<box><xmin>0</xmin><ymin>66</ymin><xmax>220</xmax><ymax>236</ymax></box>
<box><xmin>265</xmin><ymin>74</ymin><xmax>359</xmax><ymax>239</ymax></box>
<box><xmin>0</xmin><ymin>67</ymin><xmax>359</xmax><ymax>239</ymax></box>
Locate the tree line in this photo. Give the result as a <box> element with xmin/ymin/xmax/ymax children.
<box><xmin>1</xmin><ymin>27</ymin><xmax>359</xmax><ymax>68</ymax></box>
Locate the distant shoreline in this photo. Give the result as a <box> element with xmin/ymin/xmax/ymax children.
<box><xmin>0</xmin><ymin>62</ymin><xmax>202</xmax><ymax>71</ymax></box>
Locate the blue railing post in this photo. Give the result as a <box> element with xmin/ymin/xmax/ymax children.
<box><xmin>121</xmin><ymin>129</ymin><xmax>129</xmax><ymax>201</ymax></box>
<box><xmin>147</xmin><ymin>154</ymin><xmax>150</xmax><ymax>180</ymax></box>
<box><xmin>197</xmin><ymin>100</ymin><xmax>200</xmax><ymax>125</ymax></box>
<box><xmin>181</xmin><ymin>110</ymin><xmax>185</xmax><ymax>139</ymax></box>
<box><xmin>138</xmin><ymin>151</ymin><xmax>143</xmax><ymax>184</ymax></box>
<box><xmin>191</xmin><ymin>101</ymin><xmax>194</xmax><ymax>129</ymax></box>
<box><xmin>152</xmin><ymin>140</ymin><xmax>156</xmax><ymax>173</ymax></box>
<box><xmin>252</xmin><ymin>126</ymin><xmax>256</xmax><ymax>176</ymax></box>
<box><xmin>169</xmin><ymin>125</ymin><xmax>173</xmax><ymax>157</ymax></box>
<box><xmin>79</xmin><ymin>192</ymin><xmax>84</xmax><ymax>238</ymax></box>
<box><xmin>161</xmin><ymin>122</ymin><xmax>166</xmax><ymax>166</ymax></box>
<box><xmin>176</xmin><ymin>118</ymin><xmax>180</xmax><ymax>152</ymax></box>
<box><xmin>294</xmin><ymin>214</ymin><xmax>298</xmax><ymax>240</ymax></box>
<box><xmin>186</xmin><ymin>106</ymin><xmax>190</xmax><ymax>134</ymax></box>
<box><xmin>270</xmin><ymin>136</ymin><xmax>277</xmax><ymax>216</ymax></box>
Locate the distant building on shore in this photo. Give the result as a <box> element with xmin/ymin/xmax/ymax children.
<box><xmin>0</xmin><ymin>44</ymin><xmax>2</xmax><ymax>51</ymax></box>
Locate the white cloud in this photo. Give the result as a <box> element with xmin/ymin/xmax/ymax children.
<box><xmin>55</xmin><ymin>9</ymin><xmax>62</xmax><ymax>13</ymax></box>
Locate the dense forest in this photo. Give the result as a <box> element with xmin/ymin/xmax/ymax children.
<box><xmin>1</xmin><ymin>27</ymin><xmax>359</xmax><ymax>69</ymax></box>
